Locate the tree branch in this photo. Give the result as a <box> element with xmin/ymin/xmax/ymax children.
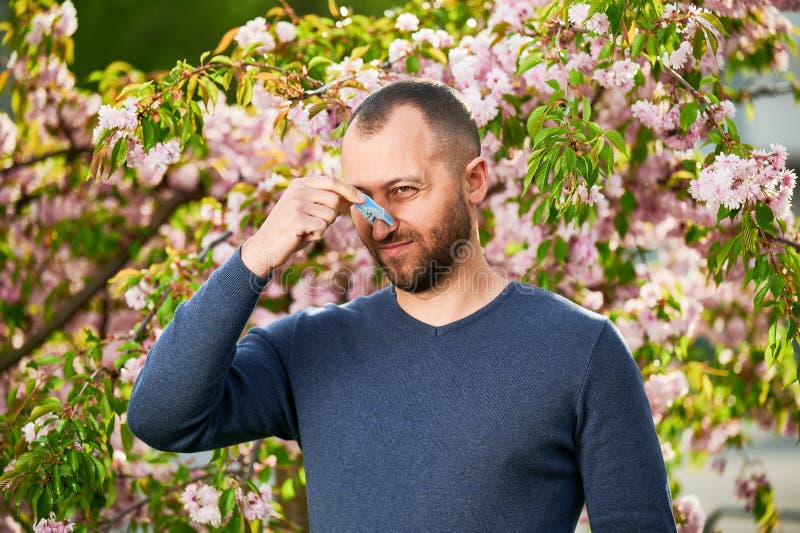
<box><xmin>737</xmin><ymin>80</ymin><xmax>799</xmax><ymax>101</ymax></box>
<box><xmin>767</xmin><ymin>233</ymin><xmax>800</xmax><ymax>253</ymax></box>
<box><xmin>0</xmin><ymin>187</ymin><xmax>204</xmax><ymax>373</ymax></box>
<box><xmin>0</xmin><ymin>147</ymin><xmax>92</xmax><ymax>177</ymax></box>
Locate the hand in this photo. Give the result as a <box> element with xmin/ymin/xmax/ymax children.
<box><xmin>241</xmin><ymin>175</ymin><xmax>365</xmax><ymax>277</ymax></box>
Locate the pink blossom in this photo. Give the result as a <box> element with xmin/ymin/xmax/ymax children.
<box><xmin>22</xmin><ymin>413</ymin><xmax>58</xmax><ymax>444</ymax></box>
<box><xmin>119</xmin><ymin>354</ymin><xmax>146</xmax><ymax>384</ymax></box>
<box><xmin>33</xmin><ymin>513</ymin><xmax>74</xmax><ymax>533</ymax></box>
<box><xmin>0</xmin><ymin>112</ymin><xmax>18</xmax><ymax>157</ymax></box>
<box><xmin>124</xmin><ymin>283</ymin><xmax>147</xmax><ymax>310</ymax></box>
<box><xmin>143</xmin><ymin>139</ymin><xmax>181</xmax><ymax>173</ymax></box>
<box><xmin>274</xmin><ymin>21</ymin><xmax>297</xmax><ymax>43</ymax></box>
<box><xmin>411</xmin><ymin>29</ymin><xmax>453</xmax><ymax>49</ymax></box>
<box><xmin>734</xmin><ymin>471</ymin><xmax>770</xmax><ymax>510</ymax></box>
<box><xmin>235</xmin><ymin>17</ymin><xmax>276</xmax><ymax>54</ymax></box>
<box><xmin>666</xmin><ymin>41</ymin><xmax>694</xmax><ymax>70</ymax></box>
<box><xmin>673</xmin><ymin>495</ymin><xmax>706</xmax><ymax>533</ymax></box>
<box><xmin>592</xmin><ymin>60</ymin><xmax>640</xmax><ymax>92</ymax></box>
<box><xmin>395</xmin><ymin>13</ymin><xmax>420</xmax><ymax>32</ymax></box>
<box><xmin>690</xmin><ymin>419</ymin><xmax>741</xmax><ymax>453</ymax></box>
<box><xmin>388</xmin><ymin>39</ymin><xmax>413</xmax><ymax>64</ymax></box>
<box><xmin>168</xmin><ymin>163</ymin><xmax>200</xmax><ymax>191</ymax></box>
<box><xmin>585</xmin><ymin>13</ymin><xmax>610</xmax><ymax>34</ymax></box>
<box><xmin>644</xmin><ymin>371</ymin><xmax>688</xmax><ymax>423</ymax></box>
<box><xmin>461</xmin><ymin>87</ymin><xmax>499</xmax><ymax>127</ymax></box>
<box><xmin>237</xmin><ymin>484</ymin><xmax>277</xmax><ymax>522</ymax></box>
<box><xmin>486</xmin><ymin>67</ymin><xmax>512</xmax><ymax>99</ymax></box>
<box><xmin>181</xmin><ymin>483</ymin><xmax>222</xmax><ymax>527</ymax></box>
<box><xmin>26</xmin><ymin>11</ymin><xmax>56</xmax><ymax>46</ymax></box>
<box><xmin>568</xmin><ymin>4</ymin><xmax>591</xmax><ymax>26</ymax></box>
<box><xmin>212</xmin><ymin>242</ymin><xmax>236</xmax><ymax>266</ymax></box>
<box><xmin>53</xmin><ymin>1</ymin><xmax>78</xmax><ymax>38</ymax></box>
<box><xmin>93</xmin><ymin>97</ymin><xmax>138</xmax><ymax>144</ymax></box>
<box><xmin>707</xmin><ymin>456</ymin><xmax>727</xmax><ymax>474</ymax></box>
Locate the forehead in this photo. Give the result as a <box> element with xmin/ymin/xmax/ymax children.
<box><xmin>341</xmin><ymin>106</ymin><xmax>439</xmax><ymax>189</ymax></box>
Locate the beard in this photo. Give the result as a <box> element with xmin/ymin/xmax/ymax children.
<box><xmin>364</xmin><ymin>190</ymin><xmax>474</xmax><ymax>293</ymax></box>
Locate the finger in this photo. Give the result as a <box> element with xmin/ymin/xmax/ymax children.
<box><xmin>301</xmin><ymin>175</ymin><xmax>365</xmax><ymax>205</ymax></box>
<box><xmin>296</xmin><ymin>214</ymin><xmax>327</xmax><ymax>237</ymax></box>
<box><xmin>302</xmin><ymin>202</ymin><xmax>338</xmax><ymax>226</ymax></box>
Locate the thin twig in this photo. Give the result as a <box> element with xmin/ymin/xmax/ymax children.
<box><xmin>0</xmin><ymin>147</ymin><xmax>92</xmax><ymax>177</ymax></box>
<box><xmin>767</xmin><ymin>233</ymin><xmax>800</xmax><ymax>253</ymax></box>
<box><xmin>277</xmin><ymin>0</ymin><xmax>299</xmax><ymax>24</ymax></box>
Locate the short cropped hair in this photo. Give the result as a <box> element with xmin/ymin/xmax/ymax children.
<box><xmin>347</xmin><ymin>78</ymin><xmax>481</xmax><ymax>177</ymax></box>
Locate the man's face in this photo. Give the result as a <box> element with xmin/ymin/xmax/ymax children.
<box><xmin>341</xmin><ymin>105</ymin><xmax>474</xmax><ymax>293</ymax></box>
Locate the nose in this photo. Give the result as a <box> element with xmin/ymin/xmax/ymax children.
<box><xmin>372</xmin><ymin>217</ymin><xmax>397</xmax><ymax>241</ymax></box>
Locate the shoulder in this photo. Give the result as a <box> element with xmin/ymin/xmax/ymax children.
<box><xmin>505</xmin><ymin>281</ymin><xmax>609</xmax><ymax>334</ymax></box>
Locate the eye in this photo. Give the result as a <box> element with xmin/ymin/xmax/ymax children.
<box><xmin>392</xmin><ymin>185</ymin><xmax>417</xmax><ymax>198</ymax></box>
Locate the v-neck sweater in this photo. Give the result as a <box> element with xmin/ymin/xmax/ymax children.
<box><xmin>128</xmin><ymin>247</ymin><xmax>677</xmax><ymax>532</ymax></box>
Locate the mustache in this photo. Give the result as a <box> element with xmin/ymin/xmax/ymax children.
<box><xmin>373</xmin><ymin>230</ymin><xmax>418</xmax><ymax>246</ymax></box>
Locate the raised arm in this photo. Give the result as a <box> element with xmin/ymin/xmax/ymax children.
<box><xmin>126</xmin><ymin>247</ymin><xmax>299</xmax><ymax>452</ymax></box>
<box><xmin>575</xmin><ymin>320</ymin><xmax>677</xmax><ymax>532</ymax></box>
<box><xmin>127</xmin><ymin>175</ymin><xmax>364</xmax><ymax>452</ymax></box>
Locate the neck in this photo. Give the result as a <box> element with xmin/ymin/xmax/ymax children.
<box><xmin>394</xmin><ymin>252</ymin><xmax>510</xmax><ymax>327</ymax></box>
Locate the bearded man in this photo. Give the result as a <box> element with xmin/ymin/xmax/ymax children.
<box><xmin>128</xmin><ymin>79</ymin><xmax>677</xmax><ymax>532</ymax></box>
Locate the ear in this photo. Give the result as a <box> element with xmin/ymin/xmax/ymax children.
<box><xmin>462</xmin><ymin>156</ymin><xmax>489</xmax><ymax>206</ymax></box>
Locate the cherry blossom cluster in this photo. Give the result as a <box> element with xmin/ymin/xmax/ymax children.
<box><xmin>24</xmin><ymin>0</ymin><xmax>77</xmax><ymax>46</ymax></box>
<box><xmin>181</xmin><ymin>482</ymin><xmax>222</xmax><ymax>527</ymax></box>
<box><xmin>689</xmin><ymin>144</ymin><xmax>796</xmax><ymax>218</ymax></box>
<box><xmin>32</xmin><ymin>512</ymin><xmax>75</xmax><ymax>533</ymax></box>
<box><xmin>644</xmin><ymin>371</ymin><xmax>689</xmax><ymax>424</ymax></box>
<box><xmin>734</xmin><ymin>470</ymin><xmax>771</xmax><ymax>510</ymax></box>
<box><xmin>672</xmin><ymin>494</ymin><xmax>707</xmax><ymax>533</ymax></box>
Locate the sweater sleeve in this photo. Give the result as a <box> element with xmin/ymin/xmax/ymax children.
<box><xmin>127</xmin><ymin>246</ymin><xmax>300</xmax><ymax>452</ymax></box>
<box><xmin>574</xmin><ymin>320</ymin><xmax>677</xmax><ymax>532</ymax></box>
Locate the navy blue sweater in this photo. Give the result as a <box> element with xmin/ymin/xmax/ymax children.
<box><xmin>128</xmin><ymin>247</ymin><xmax>677</xmax><ymax>532</ymax></box>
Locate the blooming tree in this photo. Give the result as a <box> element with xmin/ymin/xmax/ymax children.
<box><xmin>1</xmin><ymin>0</ymin><xmax>799</xmax><ymax>531</ymax></box>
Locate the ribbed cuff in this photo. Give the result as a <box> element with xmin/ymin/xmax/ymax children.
<box><xmin>208</xmin><ymin>244</ymin><xmax>273</xmax><ymax>307</ymax></box>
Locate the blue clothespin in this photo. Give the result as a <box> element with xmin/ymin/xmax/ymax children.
<box><xmin>355</xmin><ymin>194</ymin><xmax>395</xmax><ymax>226</ymax></box>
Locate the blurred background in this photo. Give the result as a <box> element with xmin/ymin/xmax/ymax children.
<box><xmin>1</xmin><ymin>1</ymin><xmax>799</xmax><ymax>531</ymax></box>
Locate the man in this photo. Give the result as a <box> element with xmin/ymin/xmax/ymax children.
<box><xmin>128</xmin><ymin>79</ymin><xmax>677</xmax><ymax>531</ymax></box>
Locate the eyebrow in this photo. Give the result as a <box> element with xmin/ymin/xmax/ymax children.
<box><xmin>353</xmin><ymin>175</ymin><xmax>427</xmax><ymax>195</ymax></box>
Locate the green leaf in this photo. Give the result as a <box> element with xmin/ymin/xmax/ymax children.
<box><xmin>28</xmin><ymin>398</ymin><xmax>61</xmax><ymax>423</ymax></box>
<box><xmin>121</xmin><ymin>423</ymin><xmax>134</xmax><ymax>454</ymax></box>
<box><xmin>698</xmin><ymin>12</ymin><xmax>728</xmax><ymax>36</ymax></box>
<box><xmin>308</xmin><ymin>56</ymin><xmax>333</xmax><ymax>70</ymax></box>
<box><xmin>598</xmin><ymin>41</ymin><xmax>613</xmax><ymax>60</ymax></box>
<box><xmin>516</xmin><ymin>52</ymin><xmax>542</xmax><ymax>75</ymax></box>
<box><xmin>769</xmin><ymin>274</ymin><xmax>786</xmax><ymax>299</ymax></box>
<box><xmin>605</xmin><ymin>129</ymin><xmax>627</xmax><ymax>156</ymax></box>
<box><xmin>220</xmin><ymin>488</ymin><xmax>236</xmax><ymax>518</ymax></box>
<box><xmin>680</xmin><ymin>102</ymin><xmax>698</xmax><ymax>131</ymax></box>
<box><xmin>620</xmin><ymin>189</ymin><xmax>637</xmax><ymax>214</ymax></box>
<box><xmin>331</xmin><ymin>119</ymin><xmax>348</xmax><ymax>140</ymax></box>
<box><xmin>553</xmin><ymin>237</ymin><xmax>568</xmax><ymax>264</ymax></box>
<box><xmin>405</xmin><ymin>54</ymin><xmax>420</xmax><ymax>74</ymax></box>
<box><xmin>110</xmin><ymin>137</ymin><xmax>128</xmax><ymax>173</ymax></box>
<box><xmin>536</xmin><ymin>240</ymin><xmax>552</xmax><ymax>264</ymax></box>
<box><xmin>526</xmin><ymin>105</ymin><xmax>548</xmax><ymax>137</ymax></box>
<box><xmin>631</xmin><ymin>33</ymin><xmax>645</xmax><ymax>58</ymax></box>
<box><xmin>755</xmin><ymin>200</ymin><xmax>775</xmax><ymax>231</ymax></box>
<box><xmin>582</xmin><ymin>96</ymin><xmax>591</xmax><ymax>122</ymax></box>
